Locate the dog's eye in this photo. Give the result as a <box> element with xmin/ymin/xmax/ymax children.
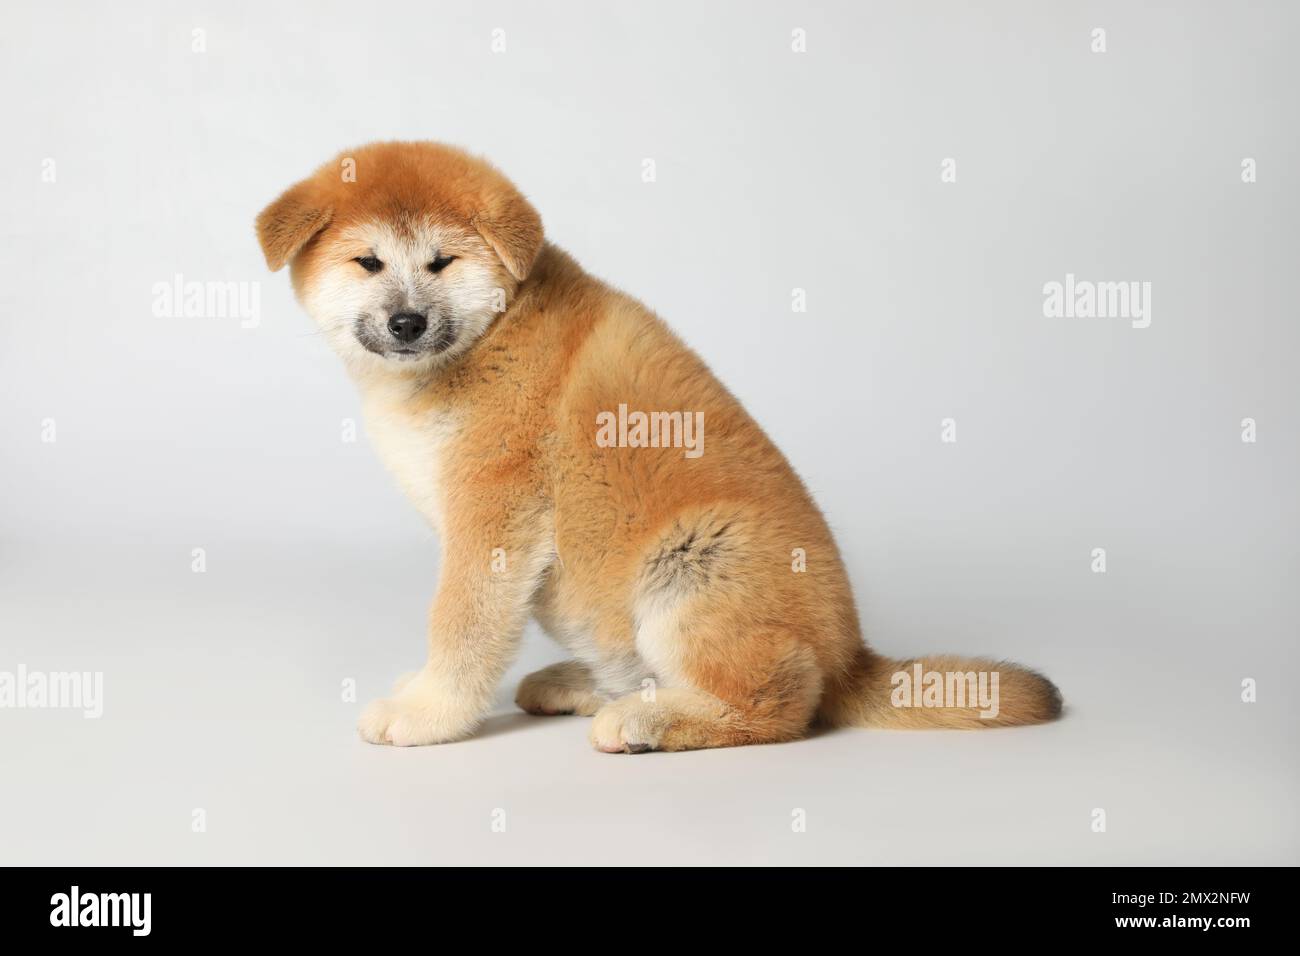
<box><xmin>354</xmin><ymin>256</ymin><xmax>384</xmax><ymax>274</ymax></box>
<box><xmin>428</xmin><ymin>255</ymin><xmax>456</xmax><ymax>274</ymax></box>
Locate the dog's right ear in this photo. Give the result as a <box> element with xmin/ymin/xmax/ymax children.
<box><xmin>255</xmin><ymin>181</ymin><xmax>332</xmax><ymax>272</ymax></box>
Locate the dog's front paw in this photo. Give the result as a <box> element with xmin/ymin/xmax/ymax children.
<box><xmin>358</xmin><ymin>671</ymin><xmax>481</xmax><ymax>746</ymax></box>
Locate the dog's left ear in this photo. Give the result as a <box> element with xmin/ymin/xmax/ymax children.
<box><xmin>473</xmin><ymin>187</ymin><xmax>543</xmax><ymax>282</ymax></box>
<box><xmin>256</xmin><ymin>181</ymin><xmax>333</xmax><ymax>272</ymax></box>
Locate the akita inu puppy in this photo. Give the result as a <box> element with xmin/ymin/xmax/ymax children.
<box><xmin>256</xmin><ymin>141</ymin><xmax>1062</xmax><ymax>752</ymax></box>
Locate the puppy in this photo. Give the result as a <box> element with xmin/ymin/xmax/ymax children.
<box><xmin>256</xmin><ymin>141</ymin><xmax>1062</xmax><ymax>752</ymax></box>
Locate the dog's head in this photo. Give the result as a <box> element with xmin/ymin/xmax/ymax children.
<box><xmin>256</xmin><ymin>141</ymin><xmax>543</xmax><ymax>372</ymax></box>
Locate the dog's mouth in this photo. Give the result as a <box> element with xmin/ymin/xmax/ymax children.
<box><xmin>353</xmin><ymin>318</ymin><xmax>458</xmax><ymax>360</ymax></box>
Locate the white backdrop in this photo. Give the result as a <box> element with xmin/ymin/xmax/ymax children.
<box><xmin>1</xmin><ymin>0</ymin><xmax>1296</xmax><ymax>865</ymax></box>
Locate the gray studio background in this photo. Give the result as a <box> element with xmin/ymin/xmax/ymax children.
<box><xmin>1</xmin><ymin>0</ymin><xmax>1296</xmax><ymax>865</ymax></box>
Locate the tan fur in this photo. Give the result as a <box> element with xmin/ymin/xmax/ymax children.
<box><xmin>515</xmin><ymin>661</ymin><xmax>604</xmax><ymax>717</ymax></box>
<box><xmin>257</xmin><ymin>141</ymin><xmax>1063</xmax><ymax>752</ymax></box>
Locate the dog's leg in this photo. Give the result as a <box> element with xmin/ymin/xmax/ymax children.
<box><xmin>588</xmin><ymin>632</ymin><xmax>824</xmax><ymax>754</ymax></box>
<box><xmin>359</xmin><ymin>514</ymin><xmax>552</xmax><ymax>746</ymax></box>
<box><xmin>515</xmin><ymin>660</ymin><xmax>605</xmax><ymax>716</ymax></box>
<box><xmin>588</xmin><ymin>679</ymin><xmax>816</xmax><ymax>754</ymax></box>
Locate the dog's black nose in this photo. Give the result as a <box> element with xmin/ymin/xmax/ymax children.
<box><xmin>387</xmin><ymin>313</ymin><xmax>427</xmax><ymax>343</ymax></box>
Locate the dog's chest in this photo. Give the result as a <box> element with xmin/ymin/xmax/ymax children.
<box><xmin>362</xmin><ymin>396</ymin><xmax>461</xmax><ymax>531</ymax></box>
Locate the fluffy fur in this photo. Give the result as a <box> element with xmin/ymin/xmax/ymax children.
<box><xmin>256</xmin><ymin>141</ymin><xmax>1062</xmax><ymax>752</ymax></box>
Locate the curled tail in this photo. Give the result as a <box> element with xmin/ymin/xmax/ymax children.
<box><xmin>820</xmin><ymin>648</ymin><xmax>1063</xmax><ymax>729</ymax></box>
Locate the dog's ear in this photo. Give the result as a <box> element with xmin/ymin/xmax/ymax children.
<box><xmin>255</xmin><ymin>181</ymin><xmax>332</xmax><ymax>272</ymax></box>
<box><xmin>472</xmin><ymin>187</ymin><xmax>543</xmax><ymax>282</ymax></box>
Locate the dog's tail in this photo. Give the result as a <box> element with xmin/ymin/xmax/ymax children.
<box><xmin>820</xmin><ymin>647</ymin><xmax>1062</xmax><ymax>729</ymax></box>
